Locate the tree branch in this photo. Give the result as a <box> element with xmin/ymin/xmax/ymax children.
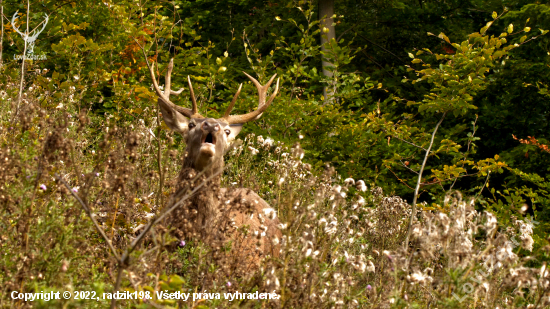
<box><xmin>389</xmin><ymin>134</ymin><xmax>427</xmax><ymax>151</ymax></box>
<box><xmin>404</xmin><ymin>112</ymin><xmax>446</xmax><ymax>249</ymax></box>
<box><xmin>399</xmin><ymin>160</ymin><xmax>418</xmax><ymax>174</ymax></box>
<box><xmin>55</xmin><ymin>174</ymin><xmax>121</xmax><ymax>261</ymax></box>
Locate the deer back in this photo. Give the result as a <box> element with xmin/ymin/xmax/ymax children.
<box><xmin>219</xmin><ymin>187</ymin><xmax>282</xmax><ymax>260</ymax></box>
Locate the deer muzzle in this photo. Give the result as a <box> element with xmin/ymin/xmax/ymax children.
<box><xmin>199</xmin><ymin>120</ymin><xmax>220</xmax><ymax>157</ymax></box>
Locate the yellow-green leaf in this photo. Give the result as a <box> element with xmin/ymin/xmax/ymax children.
<box><xmin>520</xmin><ymin>35</ymin><xmax>527</xmax><ymax>43</ymax></box>
<box><xmin>507</xmin><ymin>24</ymin><xmax>513</xmax><ymax>34</ymax></box>
<box><xmin>492</xmin><ymin>11</ymin><xmax>498</xmax><ymax>19</ymax></box>
<box><xmin>438</xmin><ymin>32</ymin><xmax>450</xmax><ymax>44</ymax></box>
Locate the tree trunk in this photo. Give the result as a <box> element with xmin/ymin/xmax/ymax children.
<box><xmin>1</xmin><ymin>0</ymin><xmax>3</xmax><ymax>67</ymax></box>
<box><xmin>319</xmin><ymin>0</ymin><xmax>335</xmax><ymax>103</ymax></box>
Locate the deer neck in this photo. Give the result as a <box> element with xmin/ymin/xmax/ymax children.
<box><xmin>177</xmin><ymin>155</ymin><xmax>224</xmax><ymax>231</ymax></box>
<box><xmin>182</xmin><ymin>146</ymin><xmax>225</xmax><ymax>178</ymax></box>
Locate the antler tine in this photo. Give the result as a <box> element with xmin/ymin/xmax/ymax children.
<box><xmin>223</xmin><ymin>83</ymin><xmax>243</xmax><ymax>118</ymax></box>
<box><xmin>242</xmin><ymin>72</ymin><xmax>277</xmax><ymax>108</ymax></box>
<box><xmin>187</xmin><ymin>76</ymin><xmax>199</xmax><ymax>115</ymax></box>
<box><xmin>171</xmin><ymin>88</ymin><xmax>184</xmax><ymax>95</ymax></box>
<box><xmin>164</xmin><ymin>58</ymin><xmax>185</xmax><ymax>96</ymax></box>
<box><xmin>165</xmin><ymin>59</ymin><xmax>174</xmax><ymax>96</ymax></box>
<box><xmin>264</xmin><ymin>77</ymin><xmax>280</xmax><ymax>106</ymax></box>
<box><xmin>148</xmin><ymin>60</ymin><xmax>193</xmax><ymax>117</ymax></box>
<box><xmin>147</xmin><ymin>61</ymin><xmax>165</xmax><ymax>99</ymax></box>
<box><xmin>39</xmin><ymin>14</ymin><xmax>49</xmax><ymax>33</ymax></box>
<box><xmin>225</xmin><ymin>77</ymin><xmax>279</xmax><ymax>125</ymax></box>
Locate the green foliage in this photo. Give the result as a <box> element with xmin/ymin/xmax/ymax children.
<box><xmin>2</xmin><ymin>0</ymin><xmax>550</xmax><ymax>307</ymax></box>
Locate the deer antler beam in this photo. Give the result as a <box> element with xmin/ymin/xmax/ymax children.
<box><xmin>148</xmin><ymin>59</ymin><xmax>194</xmax><ymax>118</ymax></box>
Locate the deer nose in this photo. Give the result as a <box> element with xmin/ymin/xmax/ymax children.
<box><xmin>202</xmin><ymin>120</ymin><xmax>220</xmax><ymax>132</ymax></box>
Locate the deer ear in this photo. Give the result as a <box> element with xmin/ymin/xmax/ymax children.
<box><xmin>227</xmin><ymin>124</ymin><xmax>243</xmax><ymax>141</ymax></box>
<box><xmin>158</xmin><ymin>99</ymin><xmax>189</xmax><ymax>135</ymax></box>
<box><xmin>225</xmin><ymin>125</ymin><xmax>244</xmax><ymax>155</ymax></box>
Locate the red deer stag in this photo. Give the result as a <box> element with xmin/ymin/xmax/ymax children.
<box><xmin>148</xmin><ymin>59</ymin><xmax>281</xmax><ymax>272</ymax></box>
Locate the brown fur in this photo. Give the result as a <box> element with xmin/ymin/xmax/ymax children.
<box><xmin>167</xmin><ymin>165</ymin><xmax>281</xmax><ymax>273</ymax></box>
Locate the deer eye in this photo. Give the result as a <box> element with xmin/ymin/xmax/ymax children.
<box><xmin>189</xmin><ymin>123</ymin><xmax>196</xmax><ymax>129</ymax></box>
<box><xmin>225</xmin><ymin>129</ymin><xmax>231</xmax><ymax>136</ymax></box>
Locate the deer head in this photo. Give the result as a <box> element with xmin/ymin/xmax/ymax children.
<box><xmin>148</xmin><ymin>59</ymin><xmax>279</xmax><ymax>175</ymax></box>
<box><xmin>11</xmin><ymin>12</ymin><xmax>49</xmax><ymax>55</ymax></box>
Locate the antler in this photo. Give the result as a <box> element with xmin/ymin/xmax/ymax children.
<box><xmin>11</xmin><ymin>11</ymin><xmax>27</xmax><ymax>38</ymax></box>
<box><xmin>11</xmin><ymin>12</ymin><xmax>48</xmax><ymax>39</ymax></box>
<box><xmin>148</xmin><ymin>58</ymin><xmax>199</xmax><ymax>118</ymax></box>
<box><xmin>222</xmin><ymin>73</ymin><xmax>279</xmax><ymax>124</ymax></box>
<box><xmin>28</xmin><ymin>14</ymin><xmax>49</xmax><ymax>41</ymax></box>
